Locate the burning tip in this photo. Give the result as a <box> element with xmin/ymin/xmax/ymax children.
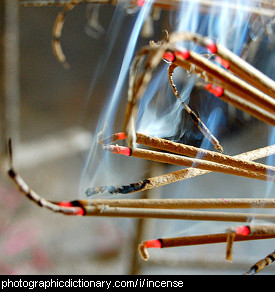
<box><xmin>235</xmin><ymin>225</ymin><xmax>250</xmax><ymax>236</ymax></box>
<box><xmin>163</xmin><ymin>51</ymin><xmax>175</xmax><ymax>63</ymax></box>
<box><xmin>137</xmin><ymin>0</ymin><xmax>145</xmax><ymax>6</ymax></box>
<box><xmin>138</xmin><ymin>239</ymin><xmax>162</xmax><ymax>261</ymax></box>
<box><xmin>175</xmin><ymin>49</ymin><xmax>190</xmax><ymax>60</ymax></box>
<box><xmin>215</xmin><ymin>56</ymin><xmax>230</xmax><ymax>69</ymax></box>
<box><xmin>205</xmin><ymin>83</ymin><xmax>224</xmax><ymax>97</ymax></box>
<box><xmin>58</xmin><ymin>201</ymin><xmax>73</xmax><ymax>208</ymax></box>
<box><xmin>206</xmin><ymin>41</ymin><xmax>217</xmax><ymax>54</ymax></box>
<box><xmin>103</xmin><ymin>145</ymin><xmax>132</xmax><ymax>156</ymax></box>
<box><xmin>73</xmin><ymin>207</ymin><xmax>85</xmax><ymax>216</ymax></box>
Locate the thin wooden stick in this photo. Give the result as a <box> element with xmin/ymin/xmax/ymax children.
<box><xmin>86</xmin><ymin>144</ymin><xmax>275</xmax><ymax>195</ymax></box>
<box><xmin>80</xmin><ymin>205</ymin><xmax>275</xmax><ymax>222</ymax></box>
<box><xmin>138</xmin><ymin>232</ymin><xmax>275</xmax><ymax>261</ymax></box>
<box><xmin>73</xmin><ymin>198</ymin><xmax>275</xmax><ymax>209</ymax></box>
<box><xmin>103</xmin><ymin>145</ymin><xmax>275</xmax><ymax>182</ymax></box>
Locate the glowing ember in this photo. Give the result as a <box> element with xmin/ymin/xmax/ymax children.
<box><xmin>235</xmin><ymin>225</ymin><xmax>250</xmax><ymax>236</ymax></box>
<box><xmin>206</xmin><ymin>42</ymin><xmax>217</xmax><ymax>54</ymax></box>
<box><xmin>137</xmin><ymin>0</ymin><xmax>145</xmax><ymax>7</ymax></box>
<box><xmin>205</xmin><ymin>83</ymin><xmax>224</xmax><ymax>97</ymax></box>
<box><xmin>163</xmin><ymin>52</ymin><xmax>175</xmax><ymax>62</ymax></box>
<box><xmin>175</xmin><ymin>49</ymin><xmax>190</xmax><ymax>60</ymax></box>
<box><xmin>105</xmin><ymin>145</ymin><xmax>132</xmax><ymax>156</ymax></box>
<box><xmin>144</xmin><ymin>239</ymin><xmax>162</xmax><ymax>248</ymax></box>
<box><xmin>58</xmin><ymin>201</ymin><xmax>73</xmax><ymax>208</ymax></box>
<box><xmin>215</xmin><ymin>56</ymin><xmax>230</xmax><ymax>69</ymax></box>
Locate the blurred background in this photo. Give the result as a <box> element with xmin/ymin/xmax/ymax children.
<box><xmin>0</xmin><ymin>0</ymin><xmax>274</xmax><ymax>275</ymax></box>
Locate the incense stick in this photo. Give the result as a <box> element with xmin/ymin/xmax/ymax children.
<box><xmin>8</xmin><ymin>167</ymin><xmax>275</xmax><ymax>223</ymax></box>
<box><xmin>138</xmin><ymin>232</ymin><xmax>275</xmax><ymax>261</ymax></box>
<box><xmin>103</xmin><ymin>145</ymin><xmax>275</xmax><ymax>182</ymax></box>
<box><xmin>74</xmin><ymin>198</ymin><xmax>275</xmax><ymax>209</ymax></box>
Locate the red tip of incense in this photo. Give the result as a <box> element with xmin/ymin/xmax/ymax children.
<box><xmin>163</xmin><ymin>52</ymin><xmax>175</xmax><ymax>62</ymax></box>
<box><xmin>144</xmin><ymin>239</ymin><xmax>162</xmax><ymax>249</ymax></box>
<box><xmin>207</xmin><ymin>42</ymin><xmax>217</xmax><ymax>54</ymax></box>
<box><xmin>235</xmin><ymin>225</ymin><xmax>250</xmax><ymax>236</ymax></box>
<box><xmin>74</xmin><ymin>207</ymin><xmax>85</xmax><ymax>216</ymax></box>
<box><xmin>205</xmin><ymin>83</ymin><xmax>224</xmax><ymax>97</ymax></box>
<box><xmin>107</xmin><ymin>145</ymin><xmax>132</xmax><ymax>156</ymax></box>
<box><xmin>59</xmin><ymin>201</ymin><xmax>73</xmax><ymax>207</ymax></box>
<box><xmin>137</xmin><ymin>0</ymin><xmax>145</xmax><ymax>6</ymax></box>
<box><xmin>215</xmin><ymin>56</ymin><xmax>230</xmax><ymax>69</ymax></box>
<box><xmin>175</xmin><ymin>49</ymin><xmax>190</xmax><ymax>60</ymax></box>
<box><xmin>115</xmin><ymin>132</ymin><xmax>127</xmax><ymax>141</ymax></box>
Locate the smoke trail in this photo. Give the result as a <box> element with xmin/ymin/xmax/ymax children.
<box><xmin>79</xmin><ymin>1</ymin><xmax>153</xmax><ymax>194</ymax></box>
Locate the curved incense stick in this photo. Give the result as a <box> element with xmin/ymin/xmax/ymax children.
<box><xmin>138</xmin><ymin>232</ymin><xmax>275</xmax><ymax>261</ymax></box>
<box><xmin>52</xmin><ymin>1</ymin><xmax>80</xmax><ymax>68</ymax></box>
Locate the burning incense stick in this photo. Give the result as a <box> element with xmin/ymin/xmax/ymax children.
<box><xmin>138</xmin><ymin>232</ymin><xmax>275</xmax><ymax>261</ymax></box>
<box><xmin>8</xmin><ymin>168</ymin><xmax>275</xmax><ymax>223</ymax></box>
<box><xmin>233</xmin><ymin>224</ymin><xmax>275</xmax><ymax>236</ymax></box>
<box><xmin>244</xmin><ymin>250</ymin><xmax>275</xmax><ymax>275</ymax></box>
<box><xmin>103</xmin><ymin>145</ymin><xmax>275</xmax><ymax>182</ymax></box>
<box><xmin>87</xmin><ymin>144</ymin><xmax>275</xmax><ymax>195</ymax></box>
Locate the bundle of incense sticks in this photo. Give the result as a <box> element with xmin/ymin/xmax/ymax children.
<box><xmin>122</xmin><ymin>31</ymin><xmax>275</xmax><ymax>150</ymax></box>
<box><xmin>7</xmin><ymin>138</ymin><xmax>275</xmax><ymax>274</ymax></box>
<box><xmin>85</xmin><ymin>133</ymin><xmax>275</xmax><ymax>196</ymax></box>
